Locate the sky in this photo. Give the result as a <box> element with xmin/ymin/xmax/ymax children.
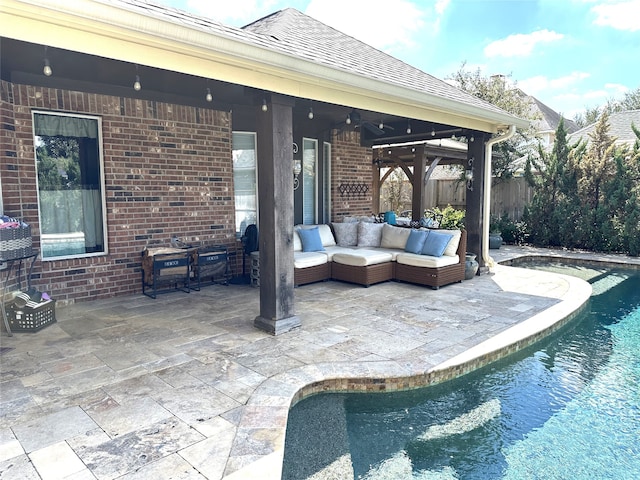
<box><xmin>155</xmin><ymin>0</ymin><xmax>640</xmax><ymax>120</ymax></box>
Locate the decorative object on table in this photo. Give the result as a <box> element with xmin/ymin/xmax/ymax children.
<box><xmin>465</xmin><ymin>253</ymin><xmax>479</xmax><ymax>280</ymax></box>
<box><xmin>489</xmin><ymin>232</ymin><xmax>503</xmax><ymax>249</ymax></box>
<box><xmin>383</xmin><ymin>211</ymin><xmax>396</xmax><ymax>225</ymax></box>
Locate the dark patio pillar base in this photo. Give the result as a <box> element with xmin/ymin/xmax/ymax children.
<box><xmin>254</xmin><ymin>314</ymin><xmax>301</xmax><ymax>335</ymax></box>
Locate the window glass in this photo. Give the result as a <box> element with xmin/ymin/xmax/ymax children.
<box><xmin>33</xmin><ymin>112</ymin><xmax>106</xmax><ymax>259</ymax></box>
<box><xmin>302</xmin><ymin>138</ymin><xmax>318</xmax><ymax>224</ymax></box>
<box><xmin>232</xmin><ymin>132</ymin><xmax>257</xmax><ymax>236</ymax></box>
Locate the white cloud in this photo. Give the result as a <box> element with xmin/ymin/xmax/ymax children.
<box><xmin>484</xmin><ymin>29</ymin><xmax>564</xmax><ymax>58</ymax></box>
<box><xmin>519</xmin><ymin>72</ymin><xmax>590</xmax><ymax>94</ymax></box>
<box><xmin>305</xmin><ymin>0</ymin><xmax>433</xmax><ymax>52</ymax></box>
<box><xmin>604</xmin><ymin>83</ymin><xmax>630</xmax><ymax>94</ymax></box>
<box><xmin>592</xmin><ymin>0</ymin><xmax>640</xmax><ymax>31</ymax></box>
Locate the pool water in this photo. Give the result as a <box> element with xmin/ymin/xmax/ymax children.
<box><xmin>283</xmin><ymin>264</ymin><xmax>640</xmax><ymax>479</ymax></box>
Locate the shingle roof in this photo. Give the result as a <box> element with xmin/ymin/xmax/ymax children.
<box><xmin>526</xmin><ymin>95</ymin><xmax>579</xmax><ymax>133</ymax></box>
<box><xmin>102</xmin><ymin>1</ymin><xmax>517</xmax><ymax>123</ymax></box>
<box><xmin>242</xmin><ymin>8</ymin><xmax>511</xmax><ymax>118</ymax></box>
<box><xmin>568</xmin><ymin>110</ymin><xmax>640</xmax><ymax>146</ymax></box>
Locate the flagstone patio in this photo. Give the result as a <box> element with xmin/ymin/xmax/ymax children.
<box><xmin>1</xmin><ymin>246</ymin><xmax>637</xmax><ymax>480</ymax></box>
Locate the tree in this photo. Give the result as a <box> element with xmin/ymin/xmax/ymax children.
<box><xmin>523</xmin><ymin>118</ymin><xmax>578</xmax><ymax>246</ymax></box>
<box><xmin>574</xmin><ymin>86</ymin><xmax>640</xmax><ymax>128</ymax></box>
<box><xmin>446</xmin><ymin>64</ymin><xmax>541</xmax><ymax>182</ymax></box>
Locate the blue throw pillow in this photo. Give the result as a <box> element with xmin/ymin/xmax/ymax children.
<box><xmin>297</xmin><ymin>227</ymin><xmax>325</xmax><ymax>252</ymax></box>
<box><xmin>404</xmin><ymin>229</ymin><xmax>428</xmax><ymax>254</ymax></box>
<box><xmin>421</xmin><ymin>230</ymin><xmax>453</xmax><ymax>257</ymax></box>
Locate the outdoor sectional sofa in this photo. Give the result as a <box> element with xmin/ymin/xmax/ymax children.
<box><xmin>293</xmin><ymin>222</ymin><xmax>466</xmax><ymax>289</ymax></box>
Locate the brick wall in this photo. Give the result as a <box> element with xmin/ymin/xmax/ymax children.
<box><xmin>330</xmin><ymin>129</ymin><xmax>374</xmax><ymax>221</ymax></box>
<box><xmin>1</xmin><ymin>80</ymin><xmax>242</xmax><ymax>303</ymax></box>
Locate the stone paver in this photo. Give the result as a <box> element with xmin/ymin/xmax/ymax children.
<box><xmin>1</xmin><ymin>246</ymin><xmax>638</xmax><ymax>479</ymax></box>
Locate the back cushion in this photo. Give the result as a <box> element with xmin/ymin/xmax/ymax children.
<box><xmin>357</xmin><ymin>222</ymin><xmax>385</xmax><ymax>247</ymax></box>
<box><xmin>295</xmin><ymin>224</ymin><xmax>336</xmax><ymax>248</ymax></box>
<box><xmin>431</xmin><ymin>229</ymin><xmax>462</xmax><ymax>257</ymax></box>
<box><xmin>380</xmin><ymin>224</ymin><xmax>412</xmax><ymax>249</ymax></box>
<box><xmin>331</xmin><ymin>222</ymin><xmax>358</xmax><ymax>246</ymax></box>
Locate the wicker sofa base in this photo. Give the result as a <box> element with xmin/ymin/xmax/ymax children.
<box><xmin>395</xmin><ymin>262</ymin><xmax>465</xmax><ymax>289</ymax></box>
<box><xmin>331</xmin><ymin>261</ymin><xmax>394</xmax><ymax>287</ymax></box>
<box><xmin>294</xmin><ymin>262</ymin><xmax>331</xmax><ymax>287</ymax></box>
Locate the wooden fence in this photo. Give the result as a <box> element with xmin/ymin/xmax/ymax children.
<box><xmin>384</xmin><ymin>177</ymin><xmax>533</xmax><ymax>220</ymax></box>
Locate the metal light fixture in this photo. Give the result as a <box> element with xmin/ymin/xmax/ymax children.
<box><xmin>431</xmin><ymin>129</ymin><xmax>436</xmax><ymax>136</ymax></box>
<box><xmin>205</xmin><ymin>88</ymin><xmax>213</xmax><ymax>102</ymax></box>
<box><xmin>406</xmin><ymin>121</ymin><xmax>412</xmax><ymax>134</ymax></box>
<box><xmin>466</xmin><ymin>157</ymin><xmax>474</xmax><ymax>191</ymax></box>
<box><xmin>133</xmin><ymin>65</ymin><xmax>141</xmax><ymax>91</ymax></box>
<box><xmin>261</xmin><ymin>98</ymin><xmax>268</xmax><ymax>112</ymax></box>
<box><xmin>293</xmin><ymin>159</ymin><xmax>302</xmax><ymax>190</ymax></box>
<box><xmin>379</xmin><ymin>120</ymin><xmax>384</xmax><ymax>130</ymax></box>
<box><xmin>308</xmin><ymin>107</ymin><xmax>314</xmax><ymax>119</ymax></box>
<box><xmin>346</xmin><ymin>113</ymin><xmax>351</xmax><ymax>125</ymax></box>
<box><xmin>43</xmin><ymin>46</ymin><xmax>52</xmax><ymax>76</ymax></box>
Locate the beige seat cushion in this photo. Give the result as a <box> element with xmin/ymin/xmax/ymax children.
<box><xmin>372</xmin><ymin>247</ymin><xmax>404</xmax><ymax>261</ymax></box>
<box><xmin>332</xmin><ymin>249</ymin><xmax>393</xmax><ymax>267</ymax></box>
<box><xmin>396</xmin><ymin>252</ymin><xmax>459</xmax><ymax>268</ymax></box>
<box><xmin>380</xmin><ymin>224</ymin><xmax>411</xmax><ymax>249</ymax></box>
<box><xmin>323</xmin><ymin>245</ymin><xmax>358</xmax><ymax>261</ymax></box>
<box><xmin>294</xmin><ymin>251</ymin><xmax>329</xmax><ymax>268</ymax></box>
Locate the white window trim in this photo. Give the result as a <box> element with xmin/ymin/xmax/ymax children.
<box><xmin>32</xmin><ymin>110</ymin><xmax>108</xmax><ymax>261</ymax></box>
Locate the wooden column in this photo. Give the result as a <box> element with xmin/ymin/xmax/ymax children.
<box><xmin>254</xmin><ymin>94</ymin><xmax>301</xmax><ymax>335</ymax></box>
<box><xmin>411</xmin><ymin>145</ymin><xmax>427</xmax><ymax>221</ymax></box>
<box><xmin>465</xmin><ymin>133</ymin><xmax>488</xmax><ymax>270</ymax></box>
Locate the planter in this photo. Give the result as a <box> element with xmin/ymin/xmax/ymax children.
<box><xmin>489</xmin><ymin>233</ymin><xmax>503</xmax><ymax>250</ymax></box>
<box><xmin>464</xmin><ymin>253</ymin><xmax>479</xmax><ymax>280</ymax></box>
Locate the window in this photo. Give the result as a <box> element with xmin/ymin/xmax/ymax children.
<box><xmin>232</xmin><ymin>132</ymin><xmax>257</xmax><ymax>236</ymax></box>
<box><xmin>302</xmin><ymin>138</ymin><xmax>318</xmax><ymax>224</ymax></box>
<box><xmin>33</xmin><ymin>112</ymin><xmax>107</xmax><ymax>260</ymax></box>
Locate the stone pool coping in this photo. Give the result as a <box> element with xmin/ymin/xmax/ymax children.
<box><xmin>226</xmin><ymin>260</ymin><xmax>596</xmax><ymax>480</ymax></box>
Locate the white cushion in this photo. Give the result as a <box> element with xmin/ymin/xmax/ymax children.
<box><xmin>427</xmin><ymin>229</ymin><xmax>462</xmax><ymax>257</ymax></box>
<box><xmin>380</xmin><ymin>224</ymin><xmax>411</xmax><ymax>249</ymax></box>
<box><xmin>396</xmin><ymin>252</ymin><xmax>459</xmax><ymax>268</ymax></box>
<box><xmin>293</xmin><ymin>229</ymin><xmax>302</xmax><ymax>252</ymax></box>
<box><xmin>332</xmin><ymin>249</ymin><xmax>393</xmax><ymax>267</ymax></box>
<box><xmin>323</xmin><ymin>245</ymin><xmax>358</xmax><ymax>261</ymax></box>
<box><xmin>295</xmin><ymin>224</ymin><xmax>336</xmax><ymax>247</ymax></box>
<box><xmin>373</xmin><ymin>247</ymin><xmax>404</xmax><ymax>261</ymax></box>
<box><xmin>294</xmin><ymin>251</ymin><xmax>328</xmax><ymax>268</ymax></box>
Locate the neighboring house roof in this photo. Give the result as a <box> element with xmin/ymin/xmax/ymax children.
<box><xmin>568</xmin><ymin>110</ymin><xmax>640</xmax><ymax>147</ymax></box>
<box><xmin>0</xmin><ymin>0</ymin><xmax>528</xmax><ymax>133</ymax></box>
<box><xmin>526</xmin><ymin>94</ymin><xmax>579</xmax><ymax>134</ymax></box>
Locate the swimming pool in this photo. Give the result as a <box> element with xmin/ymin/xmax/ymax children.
<box><xmin>283</xmin><ymin>263</ymin><xmax>640</xmax><ymax>479</ymax></box>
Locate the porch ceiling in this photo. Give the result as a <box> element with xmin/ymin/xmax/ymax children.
<box><xmin>1</xmin><ymin>0</ymin><xmax>529</xmax><ymax>138</ymax></box>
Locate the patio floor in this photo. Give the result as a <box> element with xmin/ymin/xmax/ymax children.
<box><xmin>1</xmin><ymin>246</ymin><xmax>636</xmax><ymax>480</ymax></box>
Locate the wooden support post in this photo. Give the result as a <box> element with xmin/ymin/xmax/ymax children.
<box><xmin>412</xmin><ymin>145</ymin><xmax>426</xmax><ymax>221</ymax></box>
<box><xmin>465</xmin><ymin>133</ymin><xmax>488</xmax><ymax>269</ymax></box>
<box><xmin>254</xmin><ymin>94</ymin><xmax>301</xmax><ymax>335</ymax></box>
